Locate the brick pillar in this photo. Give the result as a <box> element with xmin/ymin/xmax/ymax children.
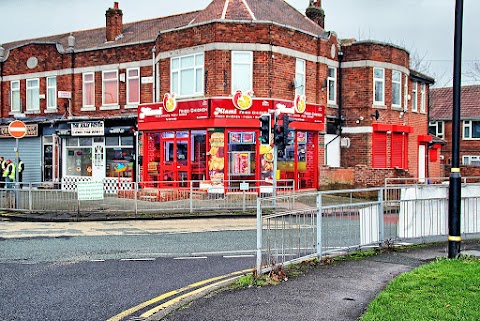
<box><xmin>106</xmin><ymin>2</ymin><xmax>123</xmax><ymax>42</ymax></box>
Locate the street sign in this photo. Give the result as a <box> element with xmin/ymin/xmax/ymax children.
<box><xmin>8</xmin><ymin>120</ymin><xmax>27</xmax><ymax>139</ymax></box>
<box><xmin>58</xmin><ymin>91</ymin><xmax>72</xmax><ymax>99</ymax></box>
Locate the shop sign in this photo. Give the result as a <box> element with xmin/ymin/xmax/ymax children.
<box><xmin>211</xmin><ymin>98</ymin><xmax>272</xmax><ymax>119</ymax></box>
<box><xmin>138</xmin><ymin>100</ymin><xmax>209</xmax><ymax>123</ymax></box>
<box><xmin>274</xmin><ymin>100</ymin><xmax>325</xmax><ymax>123</ymax></box>
<box><xmin>105</xmin><ymin>126</ymin><xmax>135</xmax><ymax>135</ymax></box>
<box><xmin>0</xmin><ymin>123</ymin><xmax>38</xmax><ymax>138</ymax></box>
<box><xmin>71</xmin><ymin>121</ymin><xmax>104</xmax><ymax>136</ymax></box>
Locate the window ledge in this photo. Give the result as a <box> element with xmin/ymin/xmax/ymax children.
<box><xmin>125</xmin><ymin>104</ymin><xmax>139</xmax><ymax>109</ymax></box>
<box><xmin>45</xmin><ymin>108</ymin><xmax>59</xmax><ymax>114</ymax></box>
<box><xmin>327</xmin><ymin>103</ymin><xmax>338</xmax><ymax>109</ymax></box>
<box><xmin>81</xmin><ymin>106</ymin><xmax>96</xmax><ymax>112</ymax></box>
<box><xmin>25</xmin><ymin>110</ymin><xmax>41</xmax><ymax>114</ymax></box>
<box><xmin>391</xmin><ymin>106</ymin><xmax>402</xmax><ymax>110</ymax></box>
<box><xmin>100</xmin><ymin>105</ymin><xmax>120</xmax><ymax>111</ymax></box>
<box><xmin>372</xmin><ymin>104</ymin><xmax>387</xmax><ymax>109</ymax></box>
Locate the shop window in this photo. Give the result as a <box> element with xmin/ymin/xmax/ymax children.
<box><xmin>106</xmin><ymin>147</ymin><xmax>134</xmax><ymax>178</ymax></box>
<box><xmin>127</xmin><ymin>68</ymin><xmax>140</xmax><ymax>105</ymax></box>
<box><xmin>10</xmin><ymin>80</ymin><xmax>20</xmax><ymax>113</ymax></box>
<box><xmin>26</xmin><ymin>78</ymin><xmax>40</xmax><ymax>112</ymax></box>
<box><xmin>83</xmin><ymin>73</ymin><xmax>95</xmax><ymax>107</ymax></box>
<box><xmin>228</xmin><ymin>132</ymin><xmax>256</xmax><ymax>179</ymax></box>
<box><xmin>231</xmin><ymin>51</ymin><xmax>253</xmax><ymax>94</ymax></box>
<box><xmin>171</xmin><ymin>53</ymin><xmax>204</xmax><ymax>97</ymax></box>
<box><xmin>46</xmin><ymin>76</ymin><xmax>57</xmax><ymax>110</ymax></box>
<box><xmin>373</xmin><ymin>68</ymin><xmax>384</xmax><ymax>106</ymax></box>
<box><xmin>66</xmin><ymin>148</ymin><xmax>92</xmax><ymax>177</ymax></box>
<box><xmin>295</xmin><ymin>58</ymin><xmax>306</xmax><ymax>96</ymax></box>
<box><xmin>392</xmin><ymin>70</ymin><xmax>401</xmax><ymax>108</ymax></box>
<box><xmin>192</xmin><ymin>131</ymin><xmax>207</xmax><ymax>181</ymax></box>
<box><xmin>327</xmin><ymin>67</ymin><xmax>336</xmax><ymax>105</ymax></box>
<box><xmin>102</xmin><ymin>70</ymin><xmax>119</xmax><ymax>105</ymax></box>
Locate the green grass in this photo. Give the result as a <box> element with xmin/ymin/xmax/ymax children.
<box><xmin>360</xmin><ymin>256</ymin><xmax>480</xmax><ymax>321</ymax></box>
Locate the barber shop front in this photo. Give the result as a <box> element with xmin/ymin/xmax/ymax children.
<box><xmin>138</xmin><ymin>95</ymin><xmax>325</xmax><ymax>191</ymax></box>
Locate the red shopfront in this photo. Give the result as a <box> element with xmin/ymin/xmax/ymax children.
<box><xmin>137</xmin><ymin>95</ymin><xmax>325</xmax><ymax>191</ymax></box>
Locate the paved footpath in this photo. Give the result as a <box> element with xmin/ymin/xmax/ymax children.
<box><xmin>158</xmin><ymin>241</ymin><xmax>480</xmax><ymax>321</ymax></box>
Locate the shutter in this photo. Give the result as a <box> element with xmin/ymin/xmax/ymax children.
<box><xmin>0</xmin><ymin>137</ymin><xmax>42</xmax><ymax>183</ymax></box>
<box><xmin>391</xmin><ymin>133</ymin><xmax>403</xmax><ymax>168</ymax></box>
<box><xmin>372</xmin><ymin>132</ymin><xmax>387</xmax><ymax>168</ymax></box>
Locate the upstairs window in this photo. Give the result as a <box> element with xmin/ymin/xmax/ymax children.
<box><xmin>429</xmin><ymin>121</ymin><xmax>444</xmax><ymax>139</ymax></box>
<box><xmin>463</xmin><ymin>155</ymin><xmax>480</xmax><ymax>166</ymax></box>
<box><xmin>295</xmin><ymin>58</ymin><xmax>306</xmax><ymax>96</ymax></box>
<box><xmin>403</xmin><ymin>74</ymin><xmax>408</xmax><ymax>111</ymax></box>
<box><xmin>420</xmin><ymin>83</ymin><xmax>426</xmax><ymax>113</ymax></box>
<box><xmin>83</xmin><ymin>73</ymin><xmax>95</xmax><ymax>107</ymax></box>
<box><xmin>231</xmin><ymin>51</ymin><xmax>253</xmax><ymax>94</ymax></box>
<box><xmin>127</xmin><ymin>68</ymin><xmax>140</xmax><ymax>105</ymax></box>
<box><xmin>392</xmin><ymin>70</ymin><xmax>401</xmax><ymax>108</ymax></box>
<box><xmin>463</xmin><ymin>120</ymin><xmax>480</xmax><ymax>139</ymax></box>
<box><xmin>327</xmin><ymin>67</ymin><xmax>337</xmax><ymax>105</ymax></box>
<box><xmin>102</xmin><ymin>70</ymin><xmax>118</xmax><ymax>106</ymax></box>
<box><xmin>26</xmin><ymin>78</ymin><xmax>40</xmax><ymax>111</ymax></box>
<box><xmin>171</xmin><ymin>53</ymin><xmax>204</xmax><ymax>97</ymax></box>
<box><xmin>412</xmin><ymin>82</ymin><xmax>418</xmax><ymax>112</ymax></box>
<box><xmin>10</xmin><ymin>80</ymin><xmax>20</xmax><ymax>113</ymax></box>
<box><xmin>46</xmin><ymin>76</ymin><xmax>57</xmax><ymax>110</ymax></box>
<box><xmin>373</xmin><ymin>68</ymin><xmax>385</xmax><ymax>105</ymax></box>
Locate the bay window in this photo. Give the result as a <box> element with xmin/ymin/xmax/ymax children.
<box><xmin>171</xmin><ymin>53</ymin><xmax>204</xmax><ymax>97</ymax></box>
<box><xmin>373</xmin><ymin>68</ymin><xmax>385</xmax><ymax>106</ymax></box>
<box><xmin>392</xmin><ymin>70</ymin><xmax>401</xmax><ymax>108</ymax></box>
<box><xmin>231</xmin><ymin>51</ymin><xmax>253</xmax><ymax>93</ymax></box>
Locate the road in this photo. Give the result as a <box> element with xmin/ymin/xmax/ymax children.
<box><xmin>0</xmin><ymin>219</ymin><xmax>257</xmax><ymax>321</ymax></box>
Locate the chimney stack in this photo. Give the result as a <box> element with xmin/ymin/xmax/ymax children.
<box><xmin>306</xmin><ymin>0</ymin><xmax>325</xmax><ymax>29</ymax></box>
<box><xmin>106</xmin><ymin>2</ymin><xmax>123</xmax><ymax>42</ymax></box>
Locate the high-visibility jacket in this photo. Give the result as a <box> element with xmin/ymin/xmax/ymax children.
<box><xmin>18</xmin><ymin>161</ymin><xmax>24</xmax><ymax>173</ymax></box>
<box><xmin>1</xmin><ymin>160</ymin><xmax>6</xmax><ymax>171</ymax></box>
<box><xmin>2</xmin><ymin>162</ymin><xmax>8</xmax><ymax>178</ymax></box>
<box><xmin>6</xmin><ymin>163</ymin><xmax>15</xmax><ymax>180</ymax></box>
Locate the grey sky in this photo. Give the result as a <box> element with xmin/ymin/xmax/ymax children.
<box><xmin>1</xmin><ymin>0</ymin><xmax>479</xmax><ymax>87</ymax></box>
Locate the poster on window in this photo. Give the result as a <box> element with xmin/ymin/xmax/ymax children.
<box><xmin>233</xmin><ymin>152</ymin><xmax>250</xmax><ymax>175</ymax></box>
<box><xmin>208</xmin><ymin>132</ymin><xmax>225</xmax><ymax>187</ymax></box>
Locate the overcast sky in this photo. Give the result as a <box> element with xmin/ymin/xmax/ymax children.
<box><xmin>1</xmin><ymin>0</ymin><xmax>479</xmax><ymax>87</ymax></box>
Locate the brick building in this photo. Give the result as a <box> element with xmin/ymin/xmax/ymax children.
<box><xmin>0</xmin><ymin>0</ymin><xmax>438</xmax><ymax>191</ymax></box>
<box><xmin>430</xmin><ymin>85</ymin><xmax>480</xmax><ymax>177</ymax></box>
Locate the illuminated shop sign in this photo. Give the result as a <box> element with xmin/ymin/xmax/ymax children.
<box><xmin>138</xmin><ymin>99</ymin><xmax>209</xmax><ymax>123</ymax></box>
<box><xmin>71</xmin><ymin>121</ymin><xmax>104</xmax><ymax>136</ymax></box>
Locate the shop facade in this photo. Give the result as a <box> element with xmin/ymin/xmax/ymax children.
<box><xmin>138</xmin><ymin>95</ymin><xmax>325</xmax><ymax>191</ymax></box>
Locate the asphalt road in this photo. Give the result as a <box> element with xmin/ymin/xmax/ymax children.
<box><xmin>0</xmin><ymin>229</ymin><xmax>257</xmax><ymax>321</ymax></box>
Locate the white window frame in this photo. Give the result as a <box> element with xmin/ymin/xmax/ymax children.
<box><xmin>46</xmin><ymin>76</ymin><xmax>57</xmax><ymax>110</ymax></box>
<box><xmin>295</xmin><ymin>58</ymin><xmax>306</xmax><ymax>97</ymax></box>
<box><xmin>403</xmin><ymin>74</ymin><xmax>408</xmax><ymax>111</ymax></box>
<box><xmin>126</xmin><ymin>67</ymin><xmax>140</xmax><ymax>106</ymax></box>
<box><xmin>463</xmin><ymin>120</ymin><xmax>480</xmax><ymax>140</ymax></box>
<box><xmin>82</xmin><ymin>72</ymin><xmax>95</xmax><ymax>109</ymax></box>
<box><xmin>231</xmin><ymin>51</ymin><xmax>253</xmax><ymax>94</ymax></box>
<box><xmin>26</xmin><ymin>78</ymin><xmax>40</xmax><ymax>112</ymax></box>
<box><xmin>429</xmin><ymin>121</ymin><xmax>444</xmax><ymax>139</ymax></box>
<box><xmin>171</xmin><ymin>52</ymin><xmax>204</xmax><ymax>98</ymax></box>
<box><xmin>420</xmin><ymin>83</ymin><xmax>426</xmax><ymax>113</ymax></box>
<box><xmin>102</xmin><ymin>70</ymin><xmax>119</xmax><ymax>107</ymax></box>
<box><xmin>373</xmin><ymin>67</ymin><xmax>385</xmax><ymax>106</ymax></box>
<box><xmin>10</xmin><ymin>80</ymin><xmax>21</xmax><ymax>113</ymax></box>
<box><xmin>392</xmin><ymin>70</ymin><xmax>401</xmax><ymax>108</ymax></box>
<box><xmin>412</xmin><ymin>82</ymin><xmax>418</xmax><ymax>112</ymax></box>
<box><xmin>327</xmin><ymin>66</ymin><xmax>337</xmax><ymax>105</ymax></box>
<box><xmin>463</xmin><ymin>155</ymin><xmax>480</xmax><ymax>166</ymax></box>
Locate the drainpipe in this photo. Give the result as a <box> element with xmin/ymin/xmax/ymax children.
<box><xmin>152</xmin><ymin>45</ymin><xmax>156</xmax><ymax>103</ymax></box>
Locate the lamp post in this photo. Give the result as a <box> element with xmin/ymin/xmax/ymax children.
<box><xmin>448</xmin><ymin>0</ymin><xmax>463</xmax><ymax>258</ymax></box>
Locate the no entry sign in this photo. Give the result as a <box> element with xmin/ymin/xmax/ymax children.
<box><xmin>8</xmin><ymin>120</ymin><xmax>27</xmax><ymax>139</ymax></box>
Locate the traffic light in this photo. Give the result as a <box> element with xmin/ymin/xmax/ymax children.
<box><xmin>259</xmin><ymin>114</ymin><xmax>271</xmax><ymax>144</ymax></box>
<box><xmin>274</xmin><ymin>123</ymin><xmax>285</xmax><ymax>150</ymax></box>
<box><xmin>283</xmin><ymin>114</ymin><xmax>294</xmax><ymax>146</ymax></box>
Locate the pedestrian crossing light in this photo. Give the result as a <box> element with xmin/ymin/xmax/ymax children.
<box><xmin>259</xmin><ymin>114</ymin><xmax>271</xmax><ymax>144</ymax></box>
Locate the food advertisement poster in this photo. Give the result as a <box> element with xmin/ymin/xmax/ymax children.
<box><xmin>208</xmin><ymin>132</ymin><xmax>225</xmax><ymax>186</ymax></box>
<box><xmin>233</xmin><ymin>152</ymin><xmax>250</xmax><ymax>175</ymax></box>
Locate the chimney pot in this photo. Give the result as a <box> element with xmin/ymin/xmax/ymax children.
<box><xmin>114</xmin><ymin>2</ymin><xmax>119</xmax><ymax>9</ymax></box>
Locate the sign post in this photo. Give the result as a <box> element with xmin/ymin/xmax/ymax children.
<box><xmin>8</xmin><ymin>120</ymin><xmax>27</xmax><ymax>209</ymax></box>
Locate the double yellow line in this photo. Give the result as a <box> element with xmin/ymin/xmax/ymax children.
<box><xmin>107</xmin><ymin>268</ymin><xmax>253</xmax><ymax>321</ymax></box>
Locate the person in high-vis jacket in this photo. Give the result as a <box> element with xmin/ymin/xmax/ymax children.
<box><xmin>0</xmin><ymin>156</ymin><xmax>5</xmax><ymax>188</ymax></box>
<box><xmin>4</xmin><ymin>160</ymin><xmax>16</xmax><ymax>189</ymax></box>
<box><xmin>18</xmin><ymin>159</ymin><xmax>24</xmax><ymax>183</ymax></box>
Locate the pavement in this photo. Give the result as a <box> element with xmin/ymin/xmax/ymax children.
<box><xmin>2</xmin><ymin>216</ymin><xmax>479</xmax><ymax>321</ymax></box>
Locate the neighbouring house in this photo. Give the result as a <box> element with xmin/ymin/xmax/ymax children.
<box><xmin>430</xmin><ymin>85</ymin><xmax>480</xmax><ymax>177</ymax></box>
<box><xmin>0</xmin><ymin>0</ymin><xmax>438</xmax><ymax>192</ymax></box>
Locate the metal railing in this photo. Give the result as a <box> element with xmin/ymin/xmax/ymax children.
<box><xmin>256</xmin><ymin>184</ymin><xmax>480</xmax><ymax>272</ymax></box>
<box><xmin>0</xmin><ymin>179</ymin><xmax>295</xmax><ymax>217</ymax></box>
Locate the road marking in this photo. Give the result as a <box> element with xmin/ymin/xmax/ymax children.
<box><xmin>173</xmin><ymin>256</ymin><xmax>208</xmax><ymax>260</ymax></box>
<box><xmin>90</xmin><ymin>259</ymin><xmax>105</xmax><ymax>262</ymax></box>
<box><xmin>120</xmin><ymin>258</ymin><xmax>156</xmax><ymax>261</ymax></box>
<box><xmin>223</xmin><ymin>254</ymin><xmax>255</xmax><ymax>258</ymax></box>
<box><xmin>140</xmin><ymin>276</ymin><xmax>240</xmax><ymax>318</ymax></box>
<box><xmin>106</xmin><ymin>269</ymin><xmax>252</xmax><ymax>321</ymax></box>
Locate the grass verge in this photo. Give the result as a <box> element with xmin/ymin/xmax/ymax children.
<box><xmin>360</xmin><ymin>255</ymin><xmax>480</xmax><ymax>321</ymax></box>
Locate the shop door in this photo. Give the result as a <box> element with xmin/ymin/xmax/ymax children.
<box><xmin>92</xmin><ymin>141</ymin><xmax>106</xmax><ymax>181</ymax></box>
<box><xmin>160</xmin><ymin>131</ymin><xmax>190</xmax><ymax>186</ymax></box>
